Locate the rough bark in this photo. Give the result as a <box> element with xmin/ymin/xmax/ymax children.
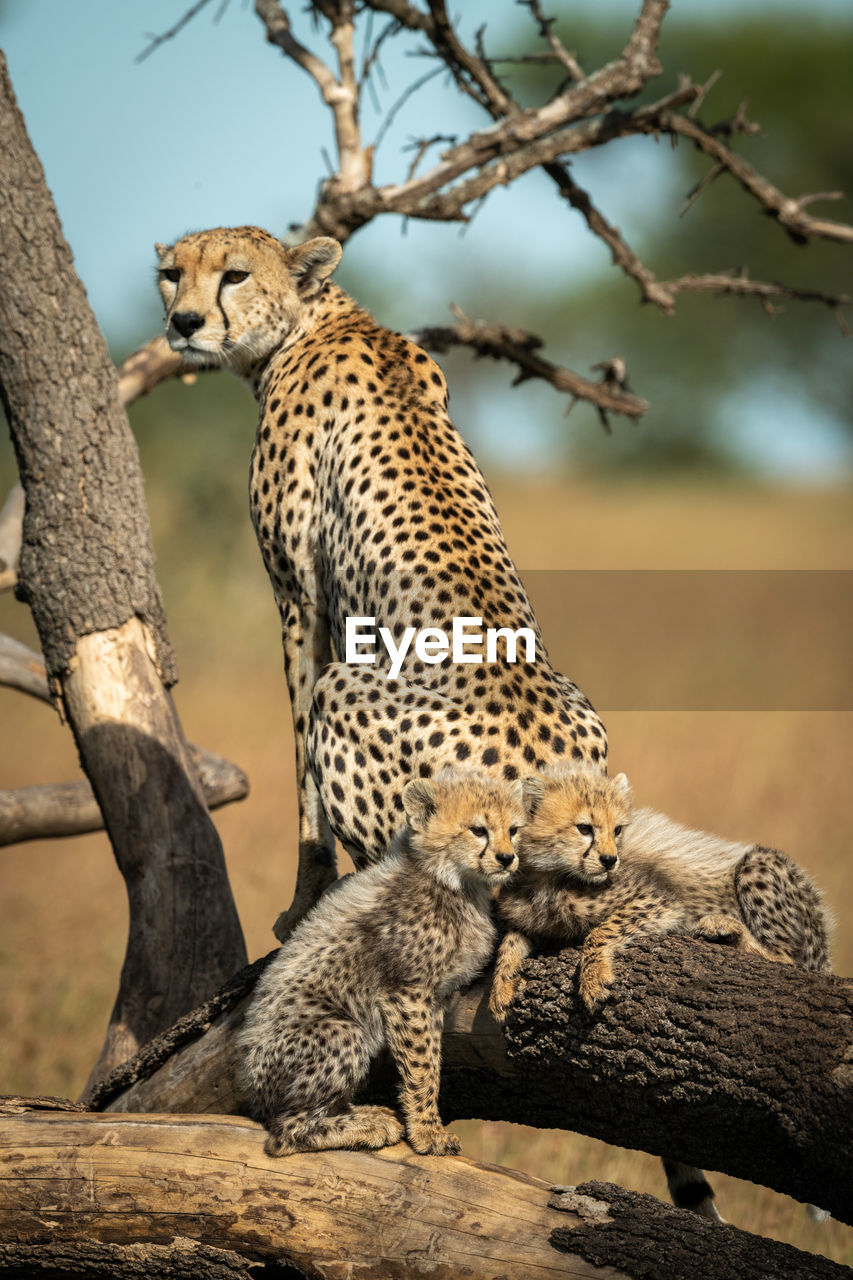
<box><xmin>90</xmin><ymin>937</ymin><xmax>853</xmax><ymax>1226</ymax></box>
<box><xmin>0</xmin><ymin>64</ymin><xmax>173</xmax><ymax>692</ymax></box>
<box><xmin>0</xmin><ymin>52</ymin><xmax>247</xmax><ymax>1086</ymax></box>
<box><xmin>2</xmin><ymin>1108</ymin><xmax>848</xmax><ymax>1280</ymax></box>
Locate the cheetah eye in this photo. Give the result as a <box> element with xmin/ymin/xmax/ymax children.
<box><xmin>576</xmin><ymin>823</ymin><xmax>593</xmax><ymax>837</ymax></box>
<box><xmin>223</xmin><ymin>269</ymin><xmax>249</xmax><ymax>285</ymax></box>
<box><xmin>614</xmin><ymin>825</ymin><xmax>623</xmax><ymax>837</ymax></box>
<box><xmin>508</xmin><ymin>826</ymin><xmax>520</xmax><ymax>839</ymax></box>
<box><xmin>470</xmin><ymin>825</ymin><xmax>488</xmax><ymax>839</ymax></box>
<box><xmin>159</xmin><ymin>267</ymin><xmax>180</xmax><ymax>284</ymax></box>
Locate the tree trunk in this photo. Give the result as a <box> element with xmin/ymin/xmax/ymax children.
<box><xmin>0</xmin><ymin>51</ymin><xmax>247</xmax><ymax>1087</ymax></box>
<box><xmin>1</xmin><ymin>1107</ymin><xmax>849</xmax><ymax>1280</ymax></box>
<box><xmin>88</xmin><ymin>937</ymin><xmax>853</xmax><ymax>1225</ymax></box>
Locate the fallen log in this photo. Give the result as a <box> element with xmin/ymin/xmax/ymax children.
<box><xmin>87</xmin><ymin>936</ymin><xmax>853</xmax><ymax>1226</ymax></box>
<box><xmin>0</xmin><ymin>1108</ymin><xmax>849</xmax><ymax>1280</ymax></box>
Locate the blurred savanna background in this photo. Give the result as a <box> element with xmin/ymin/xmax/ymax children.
<box><xmin>1</xmin><ymin>0</ymin><xmax>851</xmax><ymax>1264</ymax></box>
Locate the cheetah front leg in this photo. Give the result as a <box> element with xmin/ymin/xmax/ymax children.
<box><xmin>378</xmin><ymin>992</ymin><xmax>461</xmax><ymax>1156</ymax></box>
<box><xmin>273</xmin><ymin>595</ymin><xmax>337</xmax><ymax>942</ymax></box>
<box><xmin>489</xmin><ymin>931</ymin><xmax>533</xmax><ymax>1024</ymax></box>
<box><xmin>579</xmin><ymin>903</ymin><xmax>684</xmax><ymax>1014</ymax></box>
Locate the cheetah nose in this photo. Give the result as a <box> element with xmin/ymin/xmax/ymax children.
<box><xmin>496</xmin><ymin>851</ymin><xmax>516</xmax><ymax>869</ymax></box>
<box><xmin>172</xmin><ymin>311</ymin><xmax>205</xmax><ymax>339</ymax></box>
<box><xmin>599</xmin><ymin>853</ymin><xmax>618</xmax><ymax>871</ymax></box>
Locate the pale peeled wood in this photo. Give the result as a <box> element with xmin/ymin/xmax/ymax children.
<box><xmin>0</xmin><ymin>1110</ymin><xmax>627</xmax><ymax>1280</ymax></box>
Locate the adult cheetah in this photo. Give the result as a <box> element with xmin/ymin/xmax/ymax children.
<box><xmin>157</xmin><ymin>226</ymin><xmax>606</xmax><ymax>929</ymax></box>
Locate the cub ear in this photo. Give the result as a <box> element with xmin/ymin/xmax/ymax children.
<box><xmin>289</xmin><ymin>236</ymin><xmax>342</xmax><ymax>296</ymax></box>
<box><xmin>155</xmin><ymin>242</ymin><xmax>170</xmax><ymax>261</ymax></box>
<box><xmin>402</xmin><ymin>778</ymin><xmax>438</xmax><ymax>831</ymax></box>
<box><xmin>521</xmin><ymin>774</ymin><xmax>548</xmax><ymax>818</ymax></box>
<box><xmin>609</xmin><ymin>771</ymin><xmax>632</xmax><ymax>803</ymax></box>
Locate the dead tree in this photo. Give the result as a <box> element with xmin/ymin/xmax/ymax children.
<box><xmin>0</xmin><ymin>52</ymin><xmax>248</xmax><ymax>1089</ymax></box>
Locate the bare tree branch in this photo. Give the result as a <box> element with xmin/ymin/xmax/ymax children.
<box><xmin>0</xmin><ymin>634</ymin><xmax>250</xmax><ymax>845</ymax></box>
<box><xmin>0</xmin><ymin>634</ymin><xmax>48</xmax><ymax>701</ymax></box>
<box><xmin>659</xmin><ymin>270</ymin><xmax>850</xmax><ymax>330</ymax></box>
<box><xmin>423</xmin><ymin>0</ymin><xmax>515</xmax><ymax>116</ymax></box>
<box><xmin>543</xmin><ymin>160</ymin><xmax>677</xmax><ymax>311</ymax></box>
<box><xmin>648</xmin><ymin>109</ymin><xmax>853</xmax><ymax>246</ymax></box>
<box><xmin>256</xmin><ymin>0</ymin><xmax>370</xmax><ymax>192</ymax></box>
<box><xmin>136</xmin><ymin>0</ymin><xmax>220</xmax><ymax>64</ymax></box>
<box><xmin>116</xmin><ymin>334</ymin><xmax>210</xmax><ymax>404</ymax></box>
<box><xmin>410</xmin><ymin>307</ymin><xmax>647</xmax><ymax>427</ymax></box>
<box><xmin>518</xmin><ymin>0</ymin><xmax>586</xmax><ymax>83</ymax></box>
<box><xmin>0</xmin><ymin>745</ymin><xmax>249</xmax><ymax>847</ymax></box>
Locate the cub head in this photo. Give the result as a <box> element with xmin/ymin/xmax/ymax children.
<box><xmin>402</xmin><ymin>769</ymin><xmax>530</xmax><ymax>891</ymax></box>
<box><xmin>155</xmin><ymin>226</ymin><xmax>341</xmax><ymax>373</ymax></box>
<box><xmin>519</xmin><ymin>764</ymin><xmax>632</xmax><ymax>885</ymax></box>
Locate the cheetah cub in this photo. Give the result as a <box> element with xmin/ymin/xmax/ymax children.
<box><xmin>489</xmin><ymin>763</ymin><xmax>831</xmax><ymax>1223</ymax></box>
<box><xmin>490</xmin><ymin>763</ymin><xmax>830</xmax><ymax>1023</ymax></box>
<box><xmin>240</xmin><ymin>770</ymin><xmax>524</xmax><ymax>1158</ymax></box>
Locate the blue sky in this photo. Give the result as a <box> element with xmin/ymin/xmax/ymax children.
<box><xmin>1</xmin><ymin>0</ymin><xmax>851</xmax><ymax>476</ymax></box>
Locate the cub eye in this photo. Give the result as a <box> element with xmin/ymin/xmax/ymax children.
<box><xmin>159</xmin><ymin>267</ymin><xmax>180</xmax><ymax>283</ymax></box>
<box><xmin>508</xmin><ymin>826</ymin><xmax>520</xmax><ymax>838</ymax></box>
<box><xmin>614</xmin><ymin>825</ymin><xmax>623</xmax><ymax>837</ymax></box>
<box><xmin>470</xmin><ymin>825</ymin><xmax>488</xmax><ymax>839</ymax></box>
<box><xmin>223</xmin><ymin>269</ymin><xmax>249</xmax><ymax>285</ymax></box>
<box><xmin>576</xmin><ymin>823</ymin><xmax>593</xmax><ymax>837</ymax></box>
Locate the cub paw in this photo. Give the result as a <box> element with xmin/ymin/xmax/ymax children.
<box><xmin>370</xmin><ymin>1111</ymin><xmax>405</xmax><ymax>1147</ymax></box>
<box><xmin>263</xmin><ymin>1130</ymin><xmax>296</xmax><ymax>1158</ymax></box>
<box><xmin>407</xmin><ymin>1123</ymin><xmax>462</xmax><ymax>1156</ymax></box>
<box><xmin>489</xmin><ymin>973</ymin><xmax>526</xmax><ymax>1024</ymax></box>
<box><xmin>577</xmin><ymin>955</ymin><xmax>613</xmax><ymax>1014</ymax></box>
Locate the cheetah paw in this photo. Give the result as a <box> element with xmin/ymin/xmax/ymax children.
<box><xmin>577</xmin><ymin>957</ymin><xmax>613</xmax><ymax>1015</ymax></box>
<box><xmin>407</xmin><ymin>1124</ymin><xmax>462</xmax><ymax>1156</ymax></box>
<box><xmin>489</xmin><ymin>974</ymin><xmax>526</xmax><ymax>1024</ymax></box>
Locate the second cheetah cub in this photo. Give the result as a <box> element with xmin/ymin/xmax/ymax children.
<box><xmin>240</xmin><ymin>770</ymin><xmax>524</xmax><ymax>1158</ymax></box>
<box><xmin>489</xmin><ymin>762</ymin><xmax>831</xmax><ymax>1224</ymax></box>
<box><xmin>490</xmin><ymin>763</ymin><xmax>830</xmax><ymax>1021</ymax></box>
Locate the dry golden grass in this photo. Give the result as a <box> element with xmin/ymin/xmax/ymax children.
<box><xmin>1</xmin><ymin>476</ymin><xmax>851</xmax><ymax>1262</ymax></box>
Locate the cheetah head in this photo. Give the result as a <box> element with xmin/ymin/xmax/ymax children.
<box><xmin>402</xmin><ymin>770</ymin><xmax>528</xmax><ymax>892</ymax></box>
<box><xmin>518</xmin><ymin>764</ymin><xmax>631</xmax><ymax>885</ymax></box>
<box><xmin>155</xmin><ymin>226</ymin><xmax>342</xmax><ymax>374</ymax></box>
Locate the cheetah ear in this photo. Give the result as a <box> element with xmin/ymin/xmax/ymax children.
<box><xmin>155</xmin><ymin>242</ymin><xmax>170</xmax><ymax>261</ymax></box>
<box><xmin>402</xmin><ymin>778</ymin><xmax>438</xmax><ymax>831</ymax></box>
<box><xmin>289</xmin><ymin>237</ymin><xmax>342</xmax><ymax>296</ymax></box>
<box><xmin>609</xmin><ymin>772</ymin><xmax>632</xmax><ymax>802</ymax></box>
<box><xmin>521</xmin><ymin>774</ymin><xmax>547</xmax><ymax>818</ymax></box>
